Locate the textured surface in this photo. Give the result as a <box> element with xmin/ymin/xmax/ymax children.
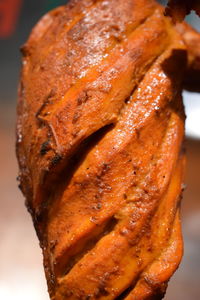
<box><xmin>1</xmin><ymin>112</ymin><xmax>200</xmax><ymax>300</ymax></box>
<box><xmin>16</xmin><ymin>0</ymin><xmax>200</xmax><ymax>299</ymax></box>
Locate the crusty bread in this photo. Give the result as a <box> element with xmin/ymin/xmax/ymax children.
<box><xmin>16</xmin><ymin>0</ymin><xmax>200</xmax><ymax>299</ymax></box>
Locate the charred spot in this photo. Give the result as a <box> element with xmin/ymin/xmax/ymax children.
<box><xmin>65</xmin><ymin>290</ymin><xmax>73</xmax><ymax>297</ymax></box>
<box><xmin>51</xmin><ymin>154</ymin><xmax>62</xmax><ymax>166</ymax></box>
<box><xmin>135</xmin><ymin>128</ymin><xmax>140</xmax><ymax>139</ymax></box>
<box><xmin>47</xmin><ymin>129</ymin><xmax>53</xmax><ymax>138</ymax></box>
<box><xmin>40</xmin><ymin>140</ymin><xmax>51</xmax><ymax>156</ymax></box>
<box><xmin>119</xmin><ymin>228</ymin><xmax>129</xmax><ymax>236</ymax></box>
<box><xmin>77</xmin><ymin>90</ymin><xmax>90</xmax><ymax>105</ymax></box>
<box><xmin>95</xmin><ymin>193</ymin><xmax>101</xmax><ymax>200</ymax></box>
<box><xmin>40</xmin><ymin>64</ymin><xmax>46</xmax><ymax>71</ymax></box>
<box><xmin>102</xmin><ymin>162</ymin><xmax>111</xmax><ymax>174</ymax></box>
<box><xmin>96</xmin><ymin>286</ymin><xmax>109</xmax><ymax>297</ymax></box>
<box><xmin>92</xmin><ymin>203</ymin><xmax>102</xmax><ymax>210</ymax></box>
<box><xmin>47</xmin><ymin>88</ymin><xmax>57</xmax><ymax>99</ymax></box>
<box><xmin>35</xmin><ymin>88</ymin><xmax>56</xmax><ymax>121</ymax></box>
<box><xmin>16</xmin><ymin>175</ymin><xmax>21</xmax><ymax>182</ymax></box>
<box><xmin>18</xmin><ymin>183</ymin><xmax>23</xmax><ymax>190</ymax></box>
<box><xmin>16</xmin><ymin>175</ymin><xmax>23</xmax><ymax>190</ymax></box>
<box><xmin>97</xmin><ymin>203</ymin><xmax>102</xmax><ymax>209</ymax></box>
<box><xmin>112</xmin><ymin>34</ymin><xmax>123</xmax><ymax>43</ymax></box>
<box><xmin>72</xmin><ymin>112</ymin><xmax>80</xmax><ymax>124</ymax></box>
<box><xmin>49</xmin><ymin>240</ymin><xmax>58</xmax><ymax>251</ymax></box>
<box><xmin>25</xmin><ymin>199</ymin><xmax>34</xmax><ymax>216</ymax></box>
<box><xmin>72</xmin><ymin>128</ymin><xmax>80</xmax><ymax>138</ymax></box>
<box><xmin>34</xmin><ymin>210</ymin><xmax>45</xmax><ymax>224</ymax></box>
<box><xmin>110</xmin><ymin>24</ymin><xmax>120</xmax><ymax>32</ymax></box>
<box><xmin>96</xmin><ymin>173</ymin><xmax>101</xmax><ymax>180</ymax></box>
<box><xmin>20</xmin><ymin>44</ymin><xmax>31</xmax><ymax>56</ymax></box>
<box><xmin>131</xmin><ymin>181</ymin><xmax>138</xmax><ymax>188</ymax></box>
<box><xmin>155</xmin><ymin>108</ymin><xmax>161</xmax><ymax>117</ymax></box>
<box><xmin>147</xmin><ymin>245</ymin><xmax>153</xmax><ymax>252</ymax></box>
<box><xmin>49</xmin><ymin>274</ymin><xmax>56</xmax><ymax>287</ymax></box>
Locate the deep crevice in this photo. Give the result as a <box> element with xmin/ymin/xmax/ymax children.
<box><xmin>115</xmin><ymin>285</ymin><xmax>134</xmax><ymax>300</ymax></box>
<box><xmin>56</xmin><ymin>216</ymin><xmax>118</xmax><ymax>277</ymax></box>
<box><xmin>52</xmin><ymin>122</ymin><xmax>114</xmax><ymax>197</ymax></box>
<box><xmin>34</xmin><ymin>122</ymin><xmax>114</xmax><ymax>226</ymax></box>
<box><xmin>117</xmin><ymin>46</ymin><xmax>167</xmax><ymax>121</ymax></box>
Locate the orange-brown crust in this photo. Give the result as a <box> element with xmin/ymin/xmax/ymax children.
<box><xmin>16</xmin><ymin>0</ymin><xmax>190</xmax><ymax>299</ymax></box>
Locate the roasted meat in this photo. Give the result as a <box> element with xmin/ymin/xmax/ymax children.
<box><xmin>16</xmin><ymin>0</ymin><xmax>200</xmax><ymax>299</ymax></box>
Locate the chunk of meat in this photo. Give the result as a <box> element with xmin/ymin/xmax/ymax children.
<box><xmin>16</xmin><ymin>0</ymin><xmax>200</xmax><ymax>299</ymax></box>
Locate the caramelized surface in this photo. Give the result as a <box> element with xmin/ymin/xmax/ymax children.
<box><xmin>16</xmin><ymin>0</ymin><xmax>200</xmax><ymax>299</ymax></box>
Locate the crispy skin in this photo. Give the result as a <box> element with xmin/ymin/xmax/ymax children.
<box><xmin>16</xmin><ymin>0</ymin><xmax>200</xmax><ymax>299</ymax></box>
<box><xmin>166</xmin><ymin>0</ymin><xmax>200</xmax><ymax>21</ymax></box>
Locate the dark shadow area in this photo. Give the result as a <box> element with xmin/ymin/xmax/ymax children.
<box><xmin>183</xmin><ymin>69</ymin><xmax>200</xmax><ymax>92</ymax></box>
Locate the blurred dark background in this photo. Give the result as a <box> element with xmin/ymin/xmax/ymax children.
<box><xmin>0</xmin><ymin>1</ymin><xmax>199</xmax><ymax>299</ymax></box>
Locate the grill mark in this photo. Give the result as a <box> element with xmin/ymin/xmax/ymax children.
<box><xmin>55</xmin><ymin>217</ymin><xmax>118</xmax><ymax>277</ymax></box>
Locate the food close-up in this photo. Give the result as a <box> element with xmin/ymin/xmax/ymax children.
<box><xmin>15</xmin><ymin>0</ymin><xmax>200</xmax><ymax>299</ymax></box>
<box><xmin>0</xmin><ymin>0</ymin><xmax>199</xmax><ymax>300</ymax></box>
